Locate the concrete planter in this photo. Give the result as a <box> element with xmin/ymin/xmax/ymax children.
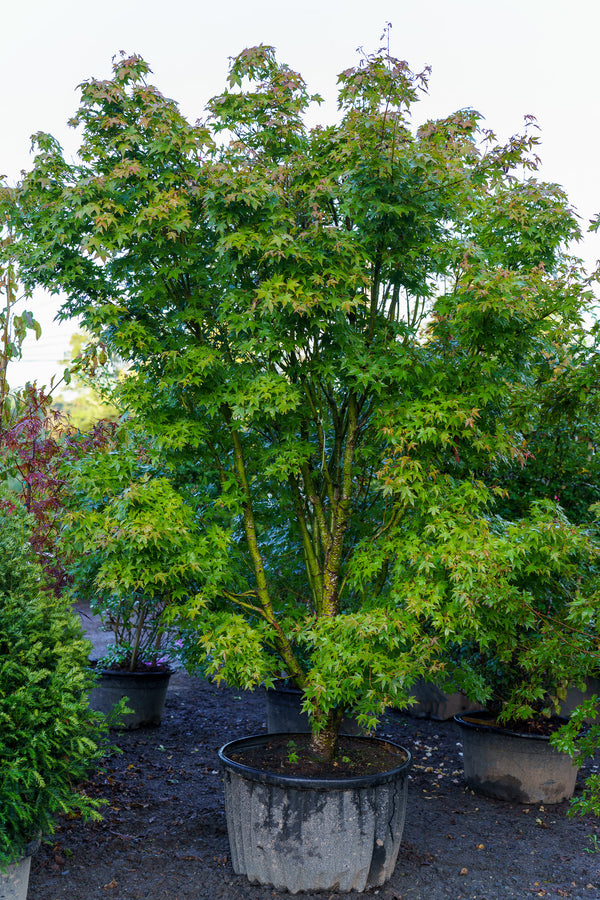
<box><xmin>219</xmin><ymin>732</ymin><xmax>412</xmax><ymax>893</ymax></box>
<box><xmin>0</xmin><ymin>857</ymin><xmax>30</xmax><ymax>900</ymax></box>
<box><xmin>455</xmin><ymin>713</ymin><xmax>578</xmax><ymax>804</ymax></box>
<box><xmin>0</xmin><ymin>839</ymin><xmax>38</xmax><ymax>900</ymax></box>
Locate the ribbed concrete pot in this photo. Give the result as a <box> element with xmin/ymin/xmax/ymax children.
<box><xmin>0</xmin><ymin>856</ymin><xmax>31</xmax><ymax>900</ymax></box>
<box><xmin>455</xmin><ymin>713</ymin><xmax>579</xmax><ymax>804</ymax></box>
<box><xmin>89</xmin><ymin>665</ymin><xmax>171</xmax><ymax>729</ymax></box>
<box><xmin>219</xmin><ymin>732</ymin><xmax>412</xmax><ymax>893</ymax></box>
<box><xmin>265</xmin><ymin>684</ymin><xmax>362</xmax><ymax>735</ymax></box>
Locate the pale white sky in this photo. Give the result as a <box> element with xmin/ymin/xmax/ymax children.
<box><xmin>3</xmin><ymin>0</ymin><xmax>599</xmax><ymax>387</ymax></box>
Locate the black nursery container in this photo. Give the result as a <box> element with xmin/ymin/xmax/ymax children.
<box><xmin>265</xmin><ymin>682</ymin><xmax>363</xmax><ymax>734</ymax></box>
<box><xmin>219</xmin><ymin>732</ymin><xmax>412</xmax><ymax>893</ymax></box>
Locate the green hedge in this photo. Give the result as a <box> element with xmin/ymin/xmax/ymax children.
<box><xmin>0</xmin><ymin>490</ymin><xmax>110</xmax><ymax>868</ymax></box>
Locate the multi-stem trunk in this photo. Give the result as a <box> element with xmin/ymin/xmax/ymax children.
<box><xmin>306</xmin><ymin>393</ymin><xmax>360</xmax><ymax>761</ymax></box>
<box><xmin>230</xmin><ymin>424</ymin><xmax>306</xmax><ymax>686</ymax></box>
<box><xmin>129</xmin><ymin>605</ymin><xmax>146</xmax><ymax>671</ymax></box>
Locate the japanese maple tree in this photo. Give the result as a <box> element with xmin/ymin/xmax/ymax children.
<box><xmin>7</xmin><ymin>44</ymin><xmax>600</xmax><ymax>762</ymax></box>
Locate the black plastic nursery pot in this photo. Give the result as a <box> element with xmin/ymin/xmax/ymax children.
<box><xmin>406</xmin><ymin>678</ymin><xmax>483</xmax><ymax>721</ymax></box>
<box><xmin>265</xmin><ymin>683</ymin><xmax>362</xmax><ymax>735</ymax></box>
<box><xmin>219</xmin><ymin>732</ymin><xmax>412</xmax><ymax>894</ymax></box>
<box><xmin>88</xmin><ymin>664</ymin><xmax>172</xmax><ymax>729</ymax></box>
<box><xmin>455</xmin><ymin>712</ymin><xmax>579</xmax><ymax>804</ymax></box>
<box><xmin>558</xmin><ymin>676</ymin><xmax>600</xmax><ymax>721</ymax></box>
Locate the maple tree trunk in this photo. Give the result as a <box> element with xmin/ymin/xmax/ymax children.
<box><xmin>309</xmin><ymin>708</ymin><xmax>342</xmax><ymax>761</ymax></box>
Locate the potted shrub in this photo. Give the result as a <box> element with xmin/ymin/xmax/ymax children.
<box><xmin>0</xmin><ymin>489</ymin><xmax>110</xmax><ymax>898</ymax></box>
<box><xmin>8</xmin><ymin>42</ymin><xmax>600</xmax><ymax>889</ymax></box>
<box><xmin>448</xmin><ymin>509</ymin><xmax>600</xmax><ymax>803</ymax></box>
<box><xmin>409</xmin><ymin>497</ymin><xmax>600</xmax><ymax>803</ymax></box>
<box><xmin>58</xmin><ymin>426</ymin><xmax>204</xmax><ymax>728</ymax></box>
<box><xmin>445</xmin><ymin>325</ymin><xmax>600</xmax><ymax>804</ymax></box>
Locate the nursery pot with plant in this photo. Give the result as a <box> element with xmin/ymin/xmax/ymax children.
<box><xmin>8</xmin><ymin>36</ymin><xmax>600</xmax><ymax>888</ymax></box>
<box><xmin>0</xmin><ymin>488</ymin><xmax>111</xmax><ymax>898</ymax></box>
<box><xmin>219</xmin><ymin>732</ymin><xmax>412</xmax><ymax>893</ymax></box>
<box><xmin>447</xmin><ymin>550</ymin><xmax>599</xmax><ymax>806</ymax></box>
<box><xmin>454</xmin><ymin>712</ymin><xmax>579</xmax><ymax>804</ymax></box>
<box><xmin>441</xmin><ymin>354</ymin><xmax>600</xmax><ymax>803</ymax></box>
<box><xmin>58</xmin><ymin>430</ymin><xmax>204</xmax><ymax>728</ymax></box>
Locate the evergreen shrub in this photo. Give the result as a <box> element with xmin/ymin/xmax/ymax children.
<box><xmin>0</xmin><ymin>489</ymin><xmax>110</xmax><ymax>868</ymax></box>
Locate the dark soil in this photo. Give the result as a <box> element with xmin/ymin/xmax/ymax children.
<box><xmin>228</xmin><ymin>733</ymin><xmax>408</xmax><ymax>779</ymax></box>
<box><xmin>458</xmin><ymin>712</ymin><xmax>570</xmax><ymax>738</ymax></box>
<box><xmin>27</xmin><ymin>608</ymin><xmax>600</xmax><ymax>900</ymax></box>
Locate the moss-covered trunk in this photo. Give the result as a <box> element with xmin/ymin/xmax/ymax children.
<box><xmin>309</xmin><ymin>708</ymin><xmax>344</xmax><ymax>761</ymax></box>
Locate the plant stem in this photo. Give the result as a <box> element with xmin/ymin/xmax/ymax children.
<box><xmin>230</xmin><ymin>425</ymin><xmax>305</xmax><ymax>686</ymax></box>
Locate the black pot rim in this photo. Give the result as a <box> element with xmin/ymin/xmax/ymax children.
<box><xmin>89</xmin><ymin>659</ymin><xmax>173</xmax><ymax>678</ymax></box>
<box><xmin>219</xmin><ymin>731</ymin><xmax>412</xmax><ymax>790</ymax></box>
<box><xmin>454</xmin><ymin>711</ymin><xmax>568</xmax><ymax>743</ymax></box>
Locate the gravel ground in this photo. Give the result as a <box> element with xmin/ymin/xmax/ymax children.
<box><xmin>24</xmin><ymin>608</ymin><xmax>600</xmax><ymax>900</ymax></box>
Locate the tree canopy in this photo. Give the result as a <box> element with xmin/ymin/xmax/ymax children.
<box><xmin>6</xmin><ymin>45</ymin><xmax>600</xmax><ymax>758</ymax></box>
